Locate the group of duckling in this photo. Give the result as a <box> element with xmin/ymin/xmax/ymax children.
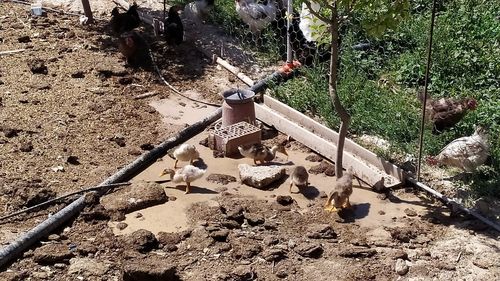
<box><xmin>159</xmin><ymin>141</ymin><xmax>354</xmax><ymax>213</ymax></box>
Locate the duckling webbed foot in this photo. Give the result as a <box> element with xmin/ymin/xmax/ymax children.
<box><xmin>185</xmin><ymin>183</ymin><xmax>191</xmax><ymax>194</ymax></box>
<box><xmin>342</xmin><ymin>199</ymin><xmax>352</xmax><ymax>209</ymax></box>
<box><xmin>173</xmin><ymin>159</ymin><xmax>179</xmax><ymax>169</ymax></box>
<box><xmin>324</xmin><ymin>204</ymin><xmax>338</xmax><ymax>212</ymax></box>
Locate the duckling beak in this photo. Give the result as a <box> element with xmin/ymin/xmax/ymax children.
<box><xmin>159</xmin><ymin>170</ymin><xmax>167</xmax><ymax>177</ymax></box>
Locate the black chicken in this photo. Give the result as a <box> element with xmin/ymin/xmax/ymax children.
<box><xmin>164</xmin><ymin>5</ymin><xmax>184</xmax><ymax>46</ymax></box>
<box><xmin>118</xmin><ymin>31</ymin><xmax>152</xmax><ymax>69</ymax></box>
<box><xmin>110</xmin><ymin>3</ymin><xmax>141</xmax><ymax>35</ymax></box>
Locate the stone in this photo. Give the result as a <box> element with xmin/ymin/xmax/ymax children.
<box><xmin>210</xmin><ymin>229</ymin><xmax>230</xmax><ymax>242</ymax></box>
<box><xmin>47</xmin><ymin>234</ymin><xmax>60</xmax><ymax>241</ymax></box>
<box><xmin>221</xmin><ymin>219</ymin><xmax>241</xmax><ymax>229</ymax></box>
<box><xmin>68</xmin><ymin>258</ymin><xmax>110</xmax><ymax>277</ymax></box>
<box><xmin>245</xmin><ymin>214</ymin><xmax>265</xmax><ymax>226</ymax></box>
<box><xmin>66</xmin><ymin>156</ymin><xmax>80</xmax><ymax>165</ymax></box>
<box><xmin>18</xmin><ymin>35</ymin><xmax>31</xmax><ymax>43</ymax></box>
<box><xmin>276</xmin><ymin>195</ymin><xmax>294</xmax><ymax>206</ymax></box>
<box><xmin>33</xmin><ymin>244</ymin><xmax>74</xmax><ymax>264</ymax></box>
<box><xmin>308</xmin><ymin>161</ymin><xmax>335</xmax><ymax>176</ymax></box>
<box><xmin>305</xmin><ymin>154</ymin><xmax>323</xmax><ymax>162</ymax></box>
<box><xmin>116</xmin><ymin>222</ymin><xmax>128</xmax><ymax>230</ymax></box>
<box><xmin>294</xmin><ymin>243</ymin><xmax>323</xmax><ymax>258</ymax></box>
<box><xmin>71</xmin><ymin>71</ymin><xmax>85</xmax><ymax>78</ymax></box>
<box><xmin>123</xmin><ymin>229</ymin><xmax>158</xmax><ymax>253</ymax></box>
<box><xmin>4</xmin><ymin>129</ymin><xmax>18</xmax><ymax>138</ymax></box>
<box><xmin>157</xmin><ymin>232</ymin><xmax>183</xmax><ymax>246</ymax></box>
<box><xmin>338</xmin><ymin>247</ymin><xmax>377</xmax><ymax>258</ymax></box>
<box><xmin>404</xmin><ymin>208</ymin><xmax>418</xmax><ymax>217</ymax></box>
<box><xmin>263</xmin><ymin>236</ymin><xmax>279</xmax><ymax>246</ymax></box>
<box><xmin>230</xmin><ymin>265</ymin><xmax>255</xmax><ymax>280</ymax></box>
<box><xmin>261</xmin><ymin>248</ymin><xmax>287</xmax><ymax>262</ymax></box>
<box><xmin>28</xmin><ymin>59</ymin><xmax>48</xmax><ymax>75</ymax></box>
<box><xmin>100</xmin><ymin>181</ymin><xmax>168</xmax><ymax>214</ymax></box>
<box><xmin>276</xmin><ymin>269</ymin><xmax>288</xmax><ymax>278</ymax></box>
<box><xmin>392</xmin><ymin>249</ymin><xmax>408</xmax><ymax>260</ymax></box>
<box><xmin>395</xmin><ymin>258</ymin><xmax>409</xmax><ymax>275</ymax></box>
<box><xmin>238</xmin><ymin>164</ymin><xmax>286</xmax><ymax>189</ymax></box>
<box><xmin>123</xmin><ymin>257</ymin><xmax>179</xmax><ymax>281</ymax></box>
<box><xmin>306</xmin><ymin>224</ymin><xmax>337</xmax><ymax>239</ymax></box>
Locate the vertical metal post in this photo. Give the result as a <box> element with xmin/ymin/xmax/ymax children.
<box><xmin>416</xmin><ymin>0</ymin><xmax>438</xmax><ymax>181</ymax></box>
<box><xmin>163</xmin><ymin>0</ymin><xmax>166</xmax><ymax>21</ymax></box>
<box><xmin>286</xmin><ymin>0</ymin><xmax>293</xmax><ymax>63</ymax></box>
<box><xmin>80</xmin><ymin>0</ymin><xmax>94</xmax><ymax>24</ymax></box>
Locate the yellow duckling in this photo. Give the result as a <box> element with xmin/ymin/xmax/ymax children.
<box><xmin>160</xmin><ymin>165</ymin><xmax>206</xmax><ymax>194</ymax></box>
<box><xmin>173</xmin><ymin>143</ymin><xmax>200</xmax><ymax>169</ymax></box>
<box><xmin>238</xmin><ymin>143</ymin><xmax>288</xmax><ymax>165</ymax></box>
<box><xmin>289</xmin><ymin>165</ymin><xmax>309</xmax><ymax>193</ymax></box>
<box><xmin>324</xmin><ymin>167</ymin><xmax>354</xmax><ymax>212</ymax></box>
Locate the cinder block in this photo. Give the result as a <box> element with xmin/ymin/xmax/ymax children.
<box><xmin>212</xmin><ymin>121</ymin><xmax>261</xmax><ymax>156</ymax></box>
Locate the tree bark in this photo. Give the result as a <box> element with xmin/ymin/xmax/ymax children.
<box><xmin>329</xmin><ymin>4</ymin><xmax>351</xmax><ymax>178</ymax></box>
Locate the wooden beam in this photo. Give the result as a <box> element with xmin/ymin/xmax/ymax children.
<box><xmin>255</xmin><ymin>103</ymin><xmax>403</xmax><ymax>188</ymax></box>
<box><xmin>80</xmin><ymin>0</ymin><xmax>94</xmax><ymax>23</ymax></box>
<box><xmin>262</xmin><ymin>95</ymin><xmax>407</xmax><ymax>183</ymax></box>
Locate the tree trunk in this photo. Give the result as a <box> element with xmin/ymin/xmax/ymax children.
<box><xmin>329</xmin><ymin>5</ymin><xmax>351</xmax><ymax>178</ymax></box>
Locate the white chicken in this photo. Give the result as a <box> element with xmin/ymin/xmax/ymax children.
<box><xmin>172</xmin><ymin>143</ymin><xmax>200</xmax><ymax>168</ymax></box>
<box><xmin>184</xmin><ymin>0</ymin><xmax>215</xmax><ymax>26</ymax></box>
<box><xmin>235</xmin><ymin>0</ymin><xmax>277</xmax><ymax>34</ymax></box>
<box><xmin>427</xmin><ymin>126</ymin><xmax>490</xmax><ymax>172</ymax></box>
<box><xmin>299</xmin><ymin>1</ymin><xmax>328</xmax><ymax>43</ymax></box>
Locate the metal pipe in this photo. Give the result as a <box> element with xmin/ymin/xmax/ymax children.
<box><xmin>0</xmin><ymin>108</ymin><xmax>223</xmax><ymax>269</ymax></box>
<box><xmin>80</xmin><ymin>0</ymin><xmax>94</xmax><ymax>24</ymax></box>
<box><xmin>416</xmin><ymin>0</ymin><xmax>438</xmax><ymax>181</ymax></box>
<box><xmin>286</xmin><ymin>0</ymin><xmax>293</xmax><ymax>63</ymax></box>
<box><xmin>407</xmin><ymin>177</ymin><xmax>500</xmax><ymax>233</ymax></box>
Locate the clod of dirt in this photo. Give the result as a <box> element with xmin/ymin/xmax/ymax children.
<box><xmin>308</xmin><ymin>161</ymin><xmax>335</xmax><ymax>176</ymax></box>
<box><xmin>404</xmin><ymin>208</ymin><xmax>418</xmax><ymax>217</ymax></box>
<box><xmin>71</xmin><ymin>71</ymin><xmax>85</xmax><ymax>78</ymax></box>
<box><xmin>26</xmin><ymin>188</ymin><xmax>56</xmax><ymax>207</ymax></box>
<box><xmin>262</xmin><ymin>236</ymin><xmax>279</xmax><ymax>246</ymax></box>
<box><xmin>230</xmin><ymin>265</ymin><xmax>256</xmax><ymax>281</ymax></box>
<box><xmin>338</xmin><ymin>247</ymin><xmax>377</xmax><ymax>258</ymax></box>
<box><xmin>294</xmin><ymin>243</ymin><xmax>323</xmax><ymax>258</ymax></box>
<box><xmin>140</xmin><ymin>143</ymin><xmax>155</xmax><ymax>150</ymax></box>
<box><xmin>221</xmin><ymin>219</ymin><xmax>241</xmax><ymax>229</ymax></box>
<box><xmin>118</xmin><ymin>77</ymin><xmax>134</xmax><ymax>85</ymax></box>
<box><xmin>19</xmin><ymin>142</ymin><xmax>33</xmax><ymax>152</ymax></box>
<box><xmin>33</xmin><ymin>244</ymin><xmax>74</xmax><ymax>265</ymax></box>
<box><xmin>209</xmin><ymin>229</ymin><xmax>230</xmax><ymax>242</ymax></box>
<box><xmin>116</xmin><ymin>222</ymin><xmax>128</xmax><ymax>230</ymax></box>
<box><xmin>395</xmin><ymin>258</ymin><xmax>409</xmax><ymax>275</ymax></box>
<box><xmin>276</xmin><ymin>269</ymin><xmax>288</xmax><ymax>278</ymax></box>
<box><xmin>206</xmin><ymin>174</ymin><xmax>237</xmax><ymax>185</ymax></box>
<box><xmin>387</xmin><ymin>227</ymin><xmax>418</xmax><ymax>243</ymax></box>
<box><xmin>80</xmin><ymin>205</ymin><xmax>111</xmax><ymax>222</ymax></box>
<box><xmin>305</xmin><ymin>154</ymin><xmax>323</xmax><ymax>162</ymax></box>
<box><xmin>123</xmin><ymin>229</ymin><xmax>158</xmax><ymax>253</ymax></box>
<box><xmin>3</xmin><ymin>128</ymin><xmax>19</xmax><ymax>138</ymax></box>
<box><xmin>238</xmin><ymin>164</ymin><xmax>286</xmax><ymax>189</ymax></box>
<box><xmin>76</xmin><ymin>241</ymin><xmax>98</xmax><ymax>256</ymax></box>
<box><xmin>223</xmin><ymin>206</ymin><xmax>244</xmax><ymax>223</ymax></box>
<box><xmin>68</xmin><ymin>258</ymin><xmax>110</xmax><ymax>278</ymax></box>
<box><xmin>157</xmin><ymin>230</ymin><xmax>191</xmax><ymax>246</ymax></box>
<box><xmin>276</xmin><ymin>195</ymin><xmax>293</xmax><ymax>206</ymax></box>
<box><xmin>306</xmin><ymin>224</ymin><xmax>337</xmax><ymax>239</ymax></box>
<box><xmin>392</xmin><ymin>249</ymin><xmax>408</xmax><ymax>260</ymax></box>
<box><xmin>100</xmin><ymin>181</ymin><xmax>168</xmax><ymax>214</ymax></box>
<box><xmin>245</xmin><ymin>213</ymin><xmax>265</xmax><ymax>226</ymax></box>
<box><xmin>18</xmin><ymin>35</ymin><xmax>31</xmax><ymax>43</ymax></box>
<box><xmin>110</xmin><ymin>136</ymin><xmax>126</xmax><ymax>147</ymax></box>
<box><xmin>28</xmin><ymin>59</ymin><xmax>48</xmax><ymax>75</ymax></box>
<box><xmin>261</xmin><ymin>248</ymin><xmax>287</xmax><ymax>262</ymax></box>
<box><xmin>66</xmin><ymin>156</ymin><xmax>80</xmax><ymax>165</ymax></box>
<box><xmin>122</xmin><ymin>257</ymin><xmax>179</xmax><ymax>281</ymax></box>
<box><xmin>232</xmin><ymin>244</ymin><xmax>262</xmax><ymax>260</ymax></box>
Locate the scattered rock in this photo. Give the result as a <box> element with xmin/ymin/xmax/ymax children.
<box><xmin>392</xmin><ymin>249</ymin><xmax>408</xmax><ymax>260</ymax></box>
<box><xmin>261</xmin><ymin>248</ymin><xmax>287</xmax><ymax>262</ymax></box>
<box><xmin>294</xmin><ymin>243</ymin><xmax>323</xmax><ymax>258</ymax></box>
<box><xmin>221</xmin><ymin>219</ymin><xmax>241</xmax><ymax>229</ymax></box>
<box><xmin>245</xmin><ymin>213</ymin><xmax>265</xmax><ymax>226</ymax></box>
<box><xmin>101</xmin><ymin>181</ymin><xmax>168</xmax><ymax>214</ymax></box>
<box><xmin>110</xmin><ymin>136</ymin><xmax>126</xmax><ymax>147</ymax></box>
<box><xmin>19</xmin><ymin>142</ymin><xmax>33</xmax><ymax>152</ymax></box>
<box><xmin>47</xmin><ymin>234</ymin><xmax>60</xmax><ymax>241</ymax></box>
<box><xmin>308</xmin><ymin>161</ymin><xmax>335</xmax><ymax>176</ymax></box>
<box><xmin>305</xmin><ymin>154</ymin><xmax>323</xmax><ymax>162</ymax></box>
<box><xmin>66</xmin><ymin>155</ymin><xmax>80</xmax><ymax>165</ymax></box>
<box><xmin>28</xmin><ymin>59</ymin><xmax>48</xmax><ymax>74</ymax></box>
<box><xmin>123</xmin><ymin>257</ymin><xmax>179</xmax><ymax>281</ymax></box>
<box><xmin>262</xmin><ymin>236</ymin><xmax>279</xmax><ymax>246</ymax></box>
<box><xmin>33</xmin><ymin>244</ymin><xmax>74</xmax><ymax>264</ymax></box>
<box><xmin>209</xmin><ymin>229</ymin><xmax>230</xmax><ymax>242</ymax></box>
<box><xmin>388</xmin><ymin>227</ymin><xmax>417</xmax><ymax>243</ymax></box>
<box><xmin>116</xmin><ymin>222</ymin><xmax>128</xmax><ymax>230</ymax></box>
<box><xmin>157</xmin><ymin>232</ymin><xmax>183</xmax><ymax>246</ymax></box>
<box><xmin>276</xmin><ymin>269</ymin><xmax>288</xmax><ymax>278</ymax></box>
<box><xmin>230</xmin><ymin>265</ymin><xmax>255</xmax><ymax>280</ymax></box>
<box><xmin>206</xmin><ymin>174</ymin><xmax>237</xmax><ymax>185</ymax></box>
<box><xmin>76</xmin><ymin>241</ymin><xmax>98</xmax><ymax>256</ymax></box>
<box><xmin>124</xmin><ymin>229</ymin><xmax>158</xmax><ymax>253</ymax></box>
<box><xmin>135</xmin><ymin>212</ymin><xmax>143</xmax><ymax>219</ymax></box>
<box><xmin>128</xmin><ymin>148</ymin><xmax>142</xmax><ymax>156</ymax></box>
<box><xmin>395</xmin><ymin>258</ymin><xmax>409</xmax><ymax>275</ymax></box>
<box><xmin>404</xmin><ymin>208</ymin><xmax>418</xmax><ymax>217</ymax></box>
<box><xmin>68</xmin><ymin>258</ymin><xmax>109</xmax><ymax>277</ymax></box>
<box><xmin>306</xmin><ymin>224</ymin><xmax>337</xmax><ymax>239</ymax></box>
<box><xmin>3</xmin><ymin>129</ymin><xmax>18</xmax><ymax>138</ymax></box>
<box><xmin>338</xmin><ymin>247</ymin><xmax>377</xmax><ymax>258</ymax></box>
<box><xmin>276</xmin><ymin>195</ymin><xmax>293</xmax><ymax>206</ymax></box>
<box><xmin>18</xmin><ymin>35</ymin><xmax>31</xmax><ymax>43</ymax></box>
<box><xmin>224</xmin><ymin>206</ymin><xmax>245</xmax><ymax>223</ymax></box>
<box><xmin>238</xmin><ymin>164</ymin><xmax>286</xmax><ymax>189</ymax></box>
<box><xmin>71</xmin><ymin>71</ymin><xmax>85</xmax><ymax>78</ymax></box>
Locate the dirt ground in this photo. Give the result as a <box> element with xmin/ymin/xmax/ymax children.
<box><xmin>0</xmin><ymin>1</ymin><xmax>499</xmax><ymax>281</ymax></box>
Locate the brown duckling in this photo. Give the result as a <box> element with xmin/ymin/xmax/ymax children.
<box><xmin>238</xmin><ymin>143</ymin><xmax>288</xmax><ymax>165</ymax></box>
<box><xmin>324</xmin><ymin>167</ymin><xmax>354</xmax><ymax>212</ymax></box>
<box><xmin>289</xmin><ymin>166</ymin><xmax>309</xmax><ymax>193</ymax></box>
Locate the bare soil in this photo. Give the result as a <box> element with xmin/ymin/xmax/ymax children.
<box><xmin>0</xmin><ymin>2</ymin><xmax>499</xmax><ymax>281</ymax></box>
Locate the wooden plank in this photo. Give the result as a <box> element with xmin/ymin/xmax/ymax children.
<box><xmin>255</xmin><ymin>104</ymin><xmax>402</xmax><ymax>188</ymax></box>
<box><xmin>263</xmin><ymin>95</ymin><xmax>407</xmax><ymax>183</ymax></box>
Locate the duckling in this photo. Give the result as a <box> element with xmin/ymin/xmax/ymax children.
<box><xmin>173</xmin><ymin>143</ymin><xmax>200</xmax><ymax>168</ymax></box>
<box><xmin>238</xmin><ymin>143</ymin><xmax>288</xmax><ymax>165</ymax></box>
<box><xmin>289</xmin><ymin>166</ymin><xmax>309</xmax><ymax>193</ymax></box>
<box><xmin>159</xmin><ymin>165</ymin><xmax>206</xmax><ymax>194</ymax></box>
<box><xmin>324</xmin><ymin>167</ymin><xmax>353</xmax><ymax>212</ymax></box>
